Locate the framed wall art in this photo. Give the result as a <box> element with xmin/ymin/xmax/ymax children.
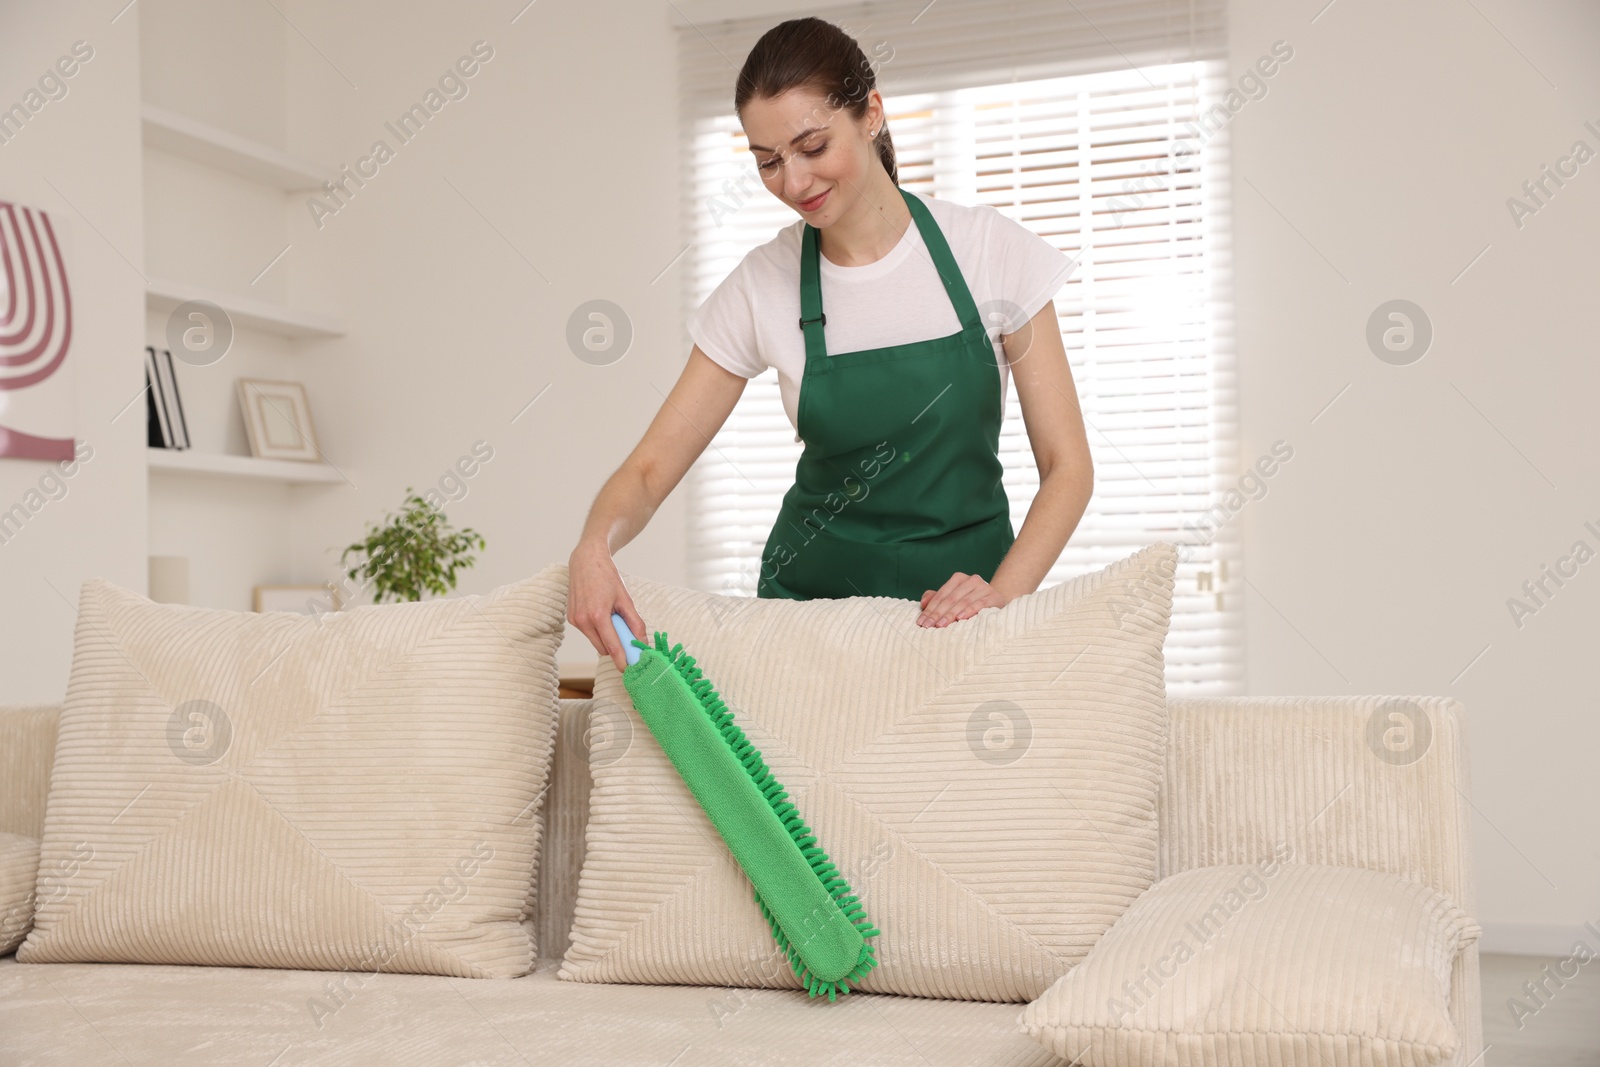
<box><xmin>1</xmin><ymin>199</ymin><xmax>77</xmax><ymax>462</ymax></box>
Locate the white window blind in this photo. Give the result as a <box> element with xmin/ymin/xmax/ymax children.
<box><xmin>676</xmin><ymin>0</ymin><xmax>1240</xmax><ymax>696</ymax></box>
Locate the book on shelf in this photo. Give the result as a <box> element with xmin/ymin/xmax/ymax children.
<box><xmin>144</xmin><ymin>345</ymin><xmax>190</xmax><ymax>449</ymax></box>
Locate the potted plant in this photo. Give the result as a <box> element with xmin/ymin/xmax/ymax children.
<box><xmin>339</xmin><ymin>487</ymin><xmax>487</xmax><ymax>605</ymax></box>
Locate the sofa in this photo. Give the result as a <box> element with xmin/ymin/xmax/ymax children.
<box><xmin>0</xmin><ymin>690</ymin><xmax>1483</xmax><ymax>1066</ymax></box>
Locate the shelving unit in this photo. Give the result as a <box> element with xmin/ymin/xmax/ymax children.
<box><xmin>142</xmin><ymin>87</ymin><xmax>352</xmax><ymax>609</ymax></box>
<box><xmin>146</xmin><ymin>448</ymin><xmax>346</xmax><ymax>485</ymax></box>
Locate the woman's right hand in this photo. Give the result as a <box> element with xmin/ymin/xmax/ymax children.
<box><xmin>564</xmin><ymin>347</ymin><xmax>747</xmax><ymax>675</ymax></box>
<box><xmin>568</xmin><ymin>539</ymin><xmax>647</xmax><ymax>675</ymax></box>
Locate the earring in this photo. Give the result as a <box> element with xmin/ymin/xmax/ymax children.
<box><xmin>871</xmin><ymin>127</ymin><xmax>880</xmax><ymax>138</ymax></box>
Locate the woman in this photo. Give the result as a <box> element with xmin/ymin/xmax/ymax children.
<box><xmin>571</xmin><ymin>17</ymin><xmax>1093</xmax><ymax>673</ymax></box>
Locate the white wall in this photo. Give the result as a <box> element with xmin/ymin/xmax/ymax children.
<box><xmin>0</xmin><ymin>3</ymin><xmax>146</xmax><ymax>697</ymax></box>
<box><xmin>1225</xmin><ymin>0</ymin><xmax>1599</xmax><ymax>954</ymax></box>
<box><xmin>1</xmin><ymin>0</ymin><xmax>1592</xmax><ymax>954</ymax></box>
<box><xmin>276</xmin><ymin>0</ymin><xmax>688</xmax><ymax>675</ymax></box>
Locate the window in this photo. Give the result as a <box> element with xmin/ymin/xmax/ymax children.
<box><xmin>677</xmin><ymin>1</ymin><xmax>1238</xmax><ymax>695</ymax></box>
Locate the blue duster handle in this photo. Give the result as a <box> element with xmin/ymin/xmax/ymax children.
<box><xmin>611</xmin><ymin>612</ymin><xmax>643</xmax><ymax>666</ymax></box>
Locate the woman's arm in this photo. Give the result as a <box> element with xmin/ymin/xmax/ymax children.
<box><xmin>918</xmin><ymin>299</ymin><xmax>1094</xmax><ymax>626</ymax></box>
<box><xmin>988</xmin><ymin>298</ymin><xmax>1093</xmax><ymax>599</ymax></box>
<box><xmin>570</xmin><ymin>345</ymin><xmax>748</xmax><ymax>670</ymax></box>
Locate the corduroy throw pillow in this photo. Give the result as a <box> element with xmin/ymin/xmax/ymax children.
<box><xmin>1020</xmin><ymin>862</ymin><xmax>1482</xmax><ymax>1065</ymax></box>
<box><xmin>560</xmin><ymin>542</ymin><xmax>1176</xmax><ymax>1002</ymax></box>
<box><xmin>0</xmin><ymin>834</ymin><xmax>39</xmax><ymax>955</ymax></box>
<box><xmin>17</xmin><ymin>566</ymin><xmax>566</xmax><ymax>978</ymax></box>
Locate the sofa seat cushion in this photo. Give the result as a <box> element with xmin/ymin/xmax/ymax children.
<box><xmin>1020</xmin><ymin>861</ymin><xmax>1482</xmax><ymax>1066</ymax></box>
<box><xmin>562</xmin><ymin>544</ymin><xmax>1176</xmax><ymax>1003</ymax></box>
<box><xmin>0</xmin><ymin>955</ymin><xmax>1065</xmax><ymax>1066</ymax></box>
<box><xmin>16</xmin><ymin>569</ymin><xmax>568</xmax><ymax>978</ymax></box>
<box><xmin>0</xmin><ymin>833</ymin><xmax>40</xmax><ymax>954</ymax></box>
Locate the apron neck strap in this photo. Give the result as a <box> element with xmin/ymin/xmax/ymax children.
<box><xmin>799</xmin><ymin>186</ymin><xmax>983</xmax><ymax>362</ymax></box>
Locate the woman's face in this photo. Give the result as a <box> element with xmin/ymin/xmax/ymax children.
<box><xmin>741</xmin><ymin>87</ymin><xmax>881</xmax><ymax>223</ymax></box>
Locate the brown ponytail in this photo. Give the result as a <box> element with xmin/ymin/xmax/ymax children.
<box><xmin>734</xmin><ymin>17</ymin><xmax>897</xmax><ymax>186</ymax></box>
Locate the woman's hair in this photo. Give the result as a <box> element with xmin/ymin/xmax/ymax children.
<box><xmin>734</xmin><ymin>17</ymin><xmax>897</xmax><ymax>186</ymax></box>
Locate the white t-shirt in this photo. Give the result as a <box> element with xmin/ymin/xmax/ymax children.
<box><xmin>688</xmin><ymin>188</ymin><xmax>1074</xmax><ymax>443</ymax></box>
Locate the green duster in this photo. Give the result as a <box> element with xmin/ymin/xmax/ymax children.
<box><xmin>613</xmin><ymin>617</ymin><xmax>880</xmax><ymax>1001</ymax></box>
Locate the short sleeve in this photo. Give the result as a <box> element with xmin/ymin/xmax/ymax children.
<box><xmin>688</xmin><ymin>266</ymin><xmax>765</xmax><ymax>378</ymax></box>
<box><xmin>985</xmin><ymin>208</ymin><xmax>1075</xmax><ymax>329</ymax></box>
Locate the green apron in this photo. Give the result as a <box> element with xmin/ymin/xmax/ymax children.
<box><xmin>756</xmin><ymin>186</ymin><xmax>1015</xmax><ymax>602</ymax></box>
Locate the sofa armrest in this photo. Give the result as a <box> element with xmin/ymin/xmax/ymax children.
<box><xmin>1161</xmin><ymin>695</ymin><xmax>1481</xmax><ymax>1065</ymax></box>
<box><xmin>0</xmin><ymin>705</ymin><xmax>60</xmax><ymax>839</ymax></box>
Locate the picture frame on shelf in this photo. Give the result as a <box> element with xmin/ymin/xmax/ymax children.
<box><xmin>237</xmin><ymin>377</ymin><xmax>320</xmax><ymax>462</ymax></box>
<box><xmin>253</xmin><ymin>582</ymin><xmax>342</xmax><ymax>614</ymax></box>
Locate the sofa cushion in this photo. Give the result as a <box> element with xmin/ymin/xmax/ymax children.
<box><xmin>560</xmin><ymin>543</ymin><xmax>1176</xmax><ymax>1002</ymax></box>
<box><xmin>0</xmin><ymin>954</ymin><xmax>1063</xmax><ymax>1066</ymax></box>
<box><xmin>1020</xmin><ymin>861</ymin><xmax>1482</xmax><ymax>1065</ymax></box>
<box><xmin>16</xmin><ymin>568</ymin><xmax>567</xmax><ymax>978</ymax></box>
<box><xmin>0</xmin><ymin>834</ymin><xmax>39</xmax><ymax>955</ymax></box>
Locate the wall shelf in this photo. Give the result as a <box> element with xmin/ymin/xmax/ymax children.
<box><xmin>140</xmin><ymin>103</ymin><xmax>327</xmax><ymax>191</ymax></box>
<box><xmin>147</xmin><ymin>448</ymin><xmax>347</xmax><ymax>485</ymax></box>
<box><xmin>146</xmin><ymin>277</ymin><xmax>345</xmax><ymax>340</ymax></box>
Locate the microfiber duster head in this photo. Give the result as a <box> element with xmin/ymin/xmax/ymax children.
<box><xmin>611</xmin><ymin>613</ymin><xmax>880</xmax><ymax>1000</ymax></box>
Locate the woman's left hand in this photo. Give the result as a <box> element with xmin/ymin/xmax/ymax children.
<box><xmin>917</xmin><ymin>572</ymin><xmax>1010</xmax><ymax>627</ymax></box>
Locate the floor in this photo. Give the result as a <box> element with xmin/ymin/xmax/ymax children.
<box><xmin>1481</xmin><ymin>953</ymin><xmax>1600</xmax><ymax>1066</ymax></box>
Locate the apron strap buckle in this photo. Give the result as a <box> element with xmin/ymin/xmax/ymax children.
<box><xmin>798</xmin><ymin>313</ymin><xmax>826</xmax><ymax>330</ymax></box>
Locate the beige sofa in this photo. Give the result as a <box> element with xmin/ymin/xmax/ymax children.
<box><xmin>0</xmin><ymin>694</ymin><xmax>1482</xmax><ymax>1066</ymax></box>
